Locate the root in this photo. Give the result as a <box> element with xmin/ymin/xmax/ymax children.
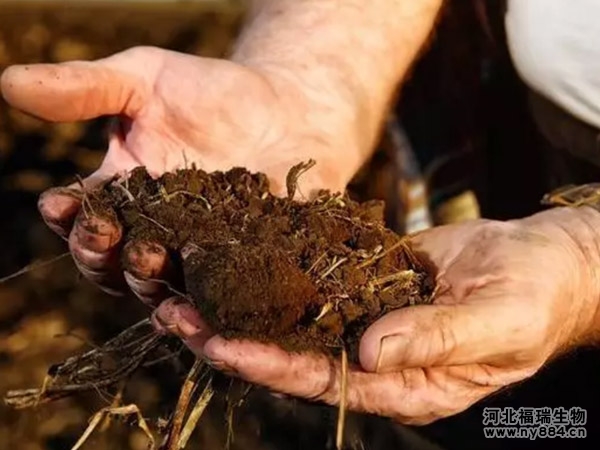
<box><xmin>286</xmin><ymin>159</ymin><xmax>316</xmax><ymax>199</ymax></box>
<box><xmin>0</xmin><ymin>252</ymin><xmax>70</xmax><ymax>284</ymax></box>
<box><xmin>181</xmin><ymin>149</ymin><xmax>190</xmax><ymax>170</ymax></box>
<box><xmin>71</xmin><ymin>404</ymin><xmax>155</xmax><ymax>450</ymax></box>
<box><xmin>6</xmin><ymin>320</ymin><xmax>211</xmax><ymax>450</ymax></box>
<box><xmin>371</xmin><ymin>269</ymin><xmax>415</xmax><ymax>288</ymax></box>
<box><xmin>317</xmin><ymin>194</ymin><xmax>348</xmax><ymax>212</ymax></box>
<box><xmin>319</xmin><ymin>257</ymin><xmax>348</xmax><ymax>281</ymax></box>
<box><xmin>138</xmin><ymin>214</ymin><xmax>174</xmax><ymax>235</ymax></box>
<box><xmin>336</xmin><ymin>348</ymin><xmax>349</xmax><ymax>450</ymax></box>
<box><xmin>314</xmin><ymin>302</ymin><xmax>334</xmax><ymax>322</ymax></box>
<box><xmin>4</xmin><ymin>319</ymin><xmax>170</xmax><ymax>409</ymax></box>
<box><xmin>306</xmin><ymin>251</ymin><xmax>328</xmax><ymax>275</ymax></box>
<box><xmin>355</xmin><ymin>241</ymin><xmax>402</xmax><ymax>269</ymax></box>
<box><xmin>356</xmin><ymin>237</ymin><xmax>423</xmax><ymax>273</ymax></box>
<box><xmin>149</xmin><ymin>187</ymin><xmax>212</xmax><ymax>210</ymax></box>
<box><xmin>76</xmin><ymin>174</ymin><xmax>97</xmax><ymax>219</ymax></box>
<box><xmin>112</xmin><ymin>179</ymin><xmax>136</xmax><ymax>203</ymax></box>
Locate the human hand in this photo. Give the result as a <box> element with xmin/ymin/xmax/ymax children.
<box><xmin>192</xmin><ymin>206</ymin><xmax>600</xmax><ymax>424</ymax></box>
<box><xmin>1</xmin><ymin>46</ymin><xmax>357</xmax><ymax>299</ymax></box>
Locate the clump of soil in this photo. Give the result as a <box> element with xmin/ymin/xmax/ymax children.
<box><xmin>89</xmin><ymin>164</ymin><xmax>435</xmax><ymax>362</ymax></box>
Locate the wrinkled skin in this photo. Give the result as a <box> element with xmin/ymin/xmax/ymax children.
<box><xmin>1</xmin><ymin>46</ymin><xmax>349</xmax><ymax>298</ymax></box>
<box><xmin>3</xmin><ymin>47</ymin><xmax>600</xmax><ymax>425</ymax></box>
<box><xmin>199</xmin><ymin>209</ymin><xmax>600</xmax><ymax>424</ymax></box>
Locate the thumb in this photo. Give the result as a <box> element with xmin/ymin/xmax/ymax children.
<box><xmin>0</xmin><ymin>48</ymin><xmax>156</xmax><ymax>122</ymax></box>
<box><xmin>359</xmin><ymin>297</ymin><xmax>515</xmax><ymax>372</ymax></box>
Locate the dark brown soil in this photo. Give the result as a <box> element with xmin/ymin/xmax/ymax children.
<box><xmin>89</xmin><ymin>165</ymin><xmax>434</xmax><ymax>362</ymax></box>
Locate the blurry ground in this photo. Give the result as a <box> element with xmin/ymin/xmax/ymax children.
<box><xmin>1</xmin><ymin>2</ymin><xmax>599</xmax><ymax>450</ymax></box>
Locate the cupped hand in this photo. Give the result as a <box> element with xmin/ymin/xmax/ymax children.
<box><xmin>195</xmin><ymin>206</ymin><xmax>600</xmax><ymax>424</ymax></box>
<box><xmin>1</xmin><ymin>46</ymin><xmax>354</xmax><ymax>300</ymax></box>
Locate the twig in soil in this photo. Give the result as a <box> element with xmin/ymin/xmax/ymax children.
<box><xmin>355</xmin><ymin>238</ymin><xmax>416</xmax><ymax>270</ymax></box>
<box><xmin>182</xmin><ymin>149</ymin><xmax>189</xmax><ymax>170</ymax></box>
<box><xmin>286</xmin><ymin>159</ymin><xmax>316</xmax><ymax>199</ymax></box>
<box><xmin>317</xmin><ymin>194</ymin><xmax>347</xmax><ymax>212</ymax></box>
<box><xmin>71</xmin><ymin>404</ymin><xmax>155</xmax><ymax>450</ymax></box>
<box><xmin>306</xmin><ymin>251</ymin><xmax>328</xmax><ymax>275</ymax></box>
<box><xmin>112</xmin><ymin>179</ymin><xmax>136</xmax><ymax>203</ymax></box>
<box><xmin>149</xmin><ymin>187</ymin><xmax>212</xmax><ymax>210</ymax></box>
<box><xmin>315</xmin><ymin>302</ymin><xmax>334</xmax><ymax>322</ymax></box>
<box><xmin>320</xmin><ymin>257</ymin><xmax>348</xmax><ymax>281</ymax></box>
<box><xmin>427</xmin><ymin>282</ymin><xmax>443</xmax><ymax>304</ymax></box>
<box><xmin>76</xmin><ymin>174</ymin><xmax>97</xmax><ymax>219</ymax></box>
<box><xmin>371</xmin><ymin>269</ymin><xmax>415</xmax><ymax>288</ymax></box>
<box><xmin>138</xmin><ymin>214</ymin><xmax>174</xmax><ymax>235</ymax></box>
<box><xmin>0</xmin><ymin>252</ymin><xmax>70</xmax><ymax>284</ymax></box>
<box><xmin>336</xmin><ymin>348</ymin><xmax>349</xmax><ymax>450</ymax></box>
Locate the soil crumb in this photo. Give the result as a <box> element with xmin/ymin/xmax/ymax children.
<box><xmin>89</xmin><ymin>165</ymin><xmax>435</xmax><ymax>361</ymax></box>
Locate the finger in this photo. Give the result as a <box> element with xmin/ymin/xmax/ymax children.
<box><xmin>38</xmin><ymin>170</ymin><xmax>108</xmax><ymax>239</ymax></box>
<box><xmin>202</xmin><ymin>337</ymin><xmax>490</xmax><ymax>424</ymax></box>
<box><xmin>0</xmin><ymin>49</ymin><xmax>153</xmax><ymax>122</ymax></box>
<box><xmin>38</xmin><ymin>187</ymin><xmax>83</xmax><ymax>239</ymax></box>
<box><xmin>408</xmin><ymin>224</ymin><xmax>473</xmax><ymax>269</ymax></box>
<box><xmin>359</xmin><ymin>297</ymin><xmax>533</xmax><ymax>372</ymax></box>
<box><xmin>69</xmin><ymin>210</ymin><xmax>125</xmax><ymax>295</ymax></box>
<box><xmin>152</xmin><ymin>297</ymin><xmax>214</xmax><ymax>356</ymax></box>
<box><xmin>123</xmin><ymin>240</ymin><xmax>176</xmax><ymax>306</ymax></box>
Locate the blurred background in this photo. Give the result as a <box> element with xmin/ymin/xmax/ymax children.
<box><xmin>0</xmin><ymin>1</ymin><xmax>598</xmax><ymax>450</ymax></box>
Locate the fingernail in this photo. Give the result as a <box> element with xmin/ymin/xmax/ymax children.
<box><xmin>41</xmin><ymin>186</ymin><xmax>83</xmax><ymax>202</ymax></box>
<box><xmin>177</xmin><ymin>304</ymin><xmax>203</xmax><ymax>337</ymax></box>
<box><xmin>74</xmin><ymin>216</ymin><xmax>121</xmax><ymax>252</ymax></box>
<box><xmin>124</xmin><ymin>271</ymin><xmax>161</xmax><ymax>306</ymax></box>
<box><xmin>203</xmin><ymin>356</ymin><xmax>237</xmax><ymax>376</ymax></box>
<box><xmin>153</xmin><ymin>300</ymin><xmax>202</xmax><ymax>339</ymax></box>
<box><xmin>124</xmin><ymin>240</ymin><xmax>168</xmax><ymax>279</ymax></box>
<box><xmin>376</xmin><ymin>334</ymin><xmax>408</xmax><ymax>373</ymax></box>
<box><xmin>38</xmin><ymin>188</ymin><xmax>83</xmax><ymax>235</ymax></box>
<box><xmin>269</xmin><ymin>391</ymin><xmax>288</xmax><ymax>400</ymax></box>
<box><xmin>78</xmin><ymin>215</ymin><xmax>118</xmax><ymax>237</ymax></box>
<box><xmin>151</xmin><ymin>312</ymin><xmax>169</xmax><ymax>335</ymax></box>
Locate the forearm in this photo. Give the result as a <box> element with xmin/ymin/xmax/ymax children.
<box><xmin>231</xmin><ymin>0</ymin><xmax>443</xmax><ymax>181</ymax></box>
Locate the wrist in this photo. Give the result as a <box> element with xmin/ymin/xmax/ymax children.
<box><xmin>231</xmin><ymin>0</ymin><xmax>443</xmax><ymax>182</ymax></box>
<box><xmin>256</xmin><ymin>63</ymin><xmax>367</xmax><ymax>171</ymax></box>
<box><xmin>520</xmin><ymin>207</ymin><xmax>600</xmax><ymax>347</ymax></box>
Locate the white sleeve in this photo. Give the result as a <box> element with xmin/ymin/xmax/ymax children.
<box><xmin>505</xmin><ymin>0</ymin><xmax>600</xmax><ymax>129</ymax></box>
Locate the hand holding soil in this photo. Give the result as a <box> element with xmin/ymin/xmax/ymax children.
<box><xmin>4</xmin><ymin>46</ymin><xmax>600</xmax><ymax>431</ymax></box>
<box><xmin>1</xmin><ymin>46</ymin><xmax>355</xmax><ymax>297</ymax></box>
<box><xmin>200</xmin><ymin>207</ymin><xmax>600</xmax><ymax>425</ymax></box>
